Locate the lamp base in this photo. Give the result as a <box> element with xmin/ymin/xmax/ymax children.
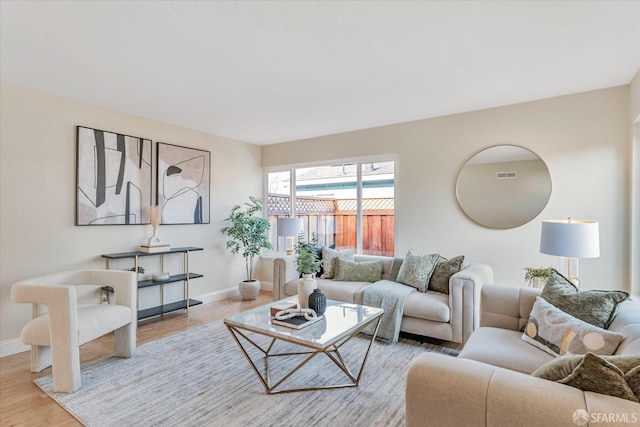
<box><xmin>558</xmin><ymin>257</ymin><xmax>580</xmax><ymax>289</ymax></box>
<box><xmin>286</xmin><ymin>248</ymin><xmax>294</xmax><ymax>255</ymax></box>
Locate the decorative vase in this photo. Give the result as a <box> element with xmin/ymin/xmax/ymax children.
<box><xmin>308</xmin><ymin>288</ymin><xmax>326</xmax><ymax>315</ymax></box>
<box><xmin>528</xmin><ymin>277</ymin><xmax>545</xmax><ymax>289</ymax></box>
<box><xmin>239</xmin><ymin>279</ymin><xmax>260</xmax><ymax>301</ymax></box>
<box><xmin>297</xmin><ymin>274</ymin><xmax>317</xmax><ymax>309</ymax></box>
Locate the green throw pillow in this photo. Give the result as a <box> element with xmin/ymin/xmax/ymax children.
<box><xmin>388</xmin><ymin>257</ymin><xmax>405</xmax><ymax>282</ymax></box>
<box><xmin>333</xmin><ymin>258</ymin><xmax>383</xmax><ymax>282</ymax></box>
<box><xmin>532</xmin><ymin>353</ymin><xmax>640</xmax><ymax>402</ymax></box>
<box><xmin>541</xmin><ymin>269</ymin><xmax>629</xmax><ymax>329</ymax></box>
<box><xmin>428</xmin><ymin>255</ymin><xmax>464</xmax><ymax>294</ymax></box>
<box><xmin>396</xmin><ymin>250</ymin><xmax>439</xmax><ymax>293</ymax></box>
<box><xmin>320</xmin><ymin>247</ymin><xmax>355</xmax><ymax>279</ymax></box>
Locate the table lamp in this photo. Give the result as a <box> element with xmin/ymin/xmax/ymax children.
<box><xmin>277</xmin><ymin>218</ymin><xmax>303</xmax><ymax>255</ymax></box>
<box><xmin>539</xmin><ymin>217</ymin><xmax>600</xmax><ymax>288</ymax></box>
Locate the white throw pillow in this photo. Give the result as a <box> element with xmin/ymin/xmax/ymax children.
<box><xmin>320</xmin><ymin>247</ymin><xmax>355</xmax><ymax>279</ymax></box>
<box><xmin>521</xmin><ymin>297</ymin><xmax>624</xmax><ymax>357</ymax></box>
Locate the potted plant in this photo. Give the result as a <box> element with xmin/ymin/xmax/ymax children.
<box><xmin>221</xmin><ymin>197</ymin><xmax>272</xmax><ymax>300</ymax></box>
<box><xmin>294</xmin><ymin>233</ymin><xmax>322</xmax><ymax>308</ymax></box>
<box><xmin>295</xmin><ymin>233</ymin><xmax>322</xmax><ymax>276</ymax></box>
<box><xmin>524</xmin><ymin>267</ymin><xmax>551</xmax><ymax>289</ymax></box>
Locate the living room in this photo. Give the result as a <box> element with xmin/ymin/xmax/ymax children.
<box><xmin>1</xmin><ymin>1</ymin><xmax>639</xmax><ymax>426</ymax></box>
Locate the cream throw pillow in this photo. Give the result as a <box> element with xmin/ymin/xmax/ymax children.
<box><xmin>521</xmin><ymin>297</ymin><xmax>624</xmax><ymax>357</ymax></box>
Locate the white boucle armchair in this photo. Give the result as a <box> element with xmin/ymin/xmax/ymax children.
<box><xmin>11</xmin><ymin>270</ymin><xmax>137</xmax><ymax>393</ymax></box>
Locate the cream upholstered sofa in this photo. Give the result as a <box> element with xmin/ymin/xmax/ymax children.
<box><xmin>11</xmin><ymin>270</ymin><xmax>137</xmax><ymax>393</ymax></box>
<box><xmin>406</xmin><ymin>284</ymin><xmax>640</xmax><ymax>427</ymax></box>
<box><xmin>273</xmin><ymin>254</ymin><xmax>493</xmax><ymax>344</ymax></box>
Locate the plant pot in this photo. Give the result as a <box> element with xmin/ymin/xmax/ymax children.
<box><xmin>239</xmin><ymin>280</ymin><xmax>260</xmax><ymax>300</ymax></box>
<box><xmin>297</xmin><ymin>274</ymin><xmax>317</xmax><ymax>309</ymax></box>
<box><xmin>528</xmin><ymin>277</ymin><xmax>546</xmax><ymax>289</ymax></box>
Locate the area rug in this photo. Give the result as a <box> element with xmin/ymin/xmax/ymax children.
<box><xmin>35</xmin><ymin>320</ymin><xmax>459</xmax><ymax>427</ymax></box>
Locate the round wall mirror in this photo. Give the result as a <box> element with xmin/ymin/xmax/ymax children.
<box><xmin>456</xmin><ymin>145</ymin><xmax>552</xmax><ymax>229</ymax></box>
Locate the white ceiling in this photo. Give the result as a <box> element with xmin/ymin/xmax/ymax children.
<box><xmin>1</xmin><ymin>1</ymin><xmax>639</xmax><ymax>145</ymax></box>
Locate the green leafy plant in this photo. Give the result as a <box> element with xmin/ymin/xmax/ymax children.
<box><xmin>295</xmin><ymin>232</ymin><xmax>322</xmax><ymax>275</ymax></box>
<box><xmin>221</xmin><ymin>197</ymin><xmax>272</xmax><ymax>282</ymax></box>
<box><xmin>128</xmin><ymin>266</ymin><xmax>145</xmax><ymax>274</ymax></box>
<box><xmin>524</xmin><ymin>267</ymin><xmax>551</xmax><ymax>282</ymax></box>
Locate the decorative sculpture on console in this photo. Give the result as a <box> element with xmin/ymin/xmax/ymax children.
<box><xmin>141</xmin><ymin>206</ymin><xmax>170</xmax><ymax>253</ymax></box>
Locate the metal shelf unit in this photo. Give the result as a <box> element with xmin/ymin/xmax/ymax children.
<box><xmin>101</xmin><ymin>247</ymin><xmax>203</xmax><ymax>321</ymax></box>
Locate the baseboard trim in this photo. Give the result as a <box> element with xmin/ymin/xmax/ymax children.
<box><xmin>194</xmin><ymin>286</ymin><xmax>240</xmax><ymax>305</ymax></box>
<box><xmin>0</xmin><ymin>337</ymin><xmax>30</xmax><ymax>358</ymax></box>
<box><xmin>260</xmin><ymin>281</ymin><xmax>273</xmax><ymax>292</ymax></box>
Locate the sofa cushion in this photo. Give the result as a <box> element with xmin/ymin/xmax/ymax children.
<box><xmin>541</xmin><ymin>269</ymin><xmax>629</xmax><ymax>329</ymax></box>
<box><xmin>319</xmin><ymin>279</ymin><xmax>372</xmax><ymax>305</ymax></box>
<box><xmin>396</xmin><ymin>250</ymin><xmax>439</xmax><ymax>292</ymax></box>
<box><xmin>333</xmin><ymin>258</ymin><xmax>382</xmax><ymax>282</ymax></box>
<box><xmin>285</xmin><ymin>278</ymin><xmax>372</xmax><ymax>305</ymax></box>
<box><xmin>459</xmin><ymin>327</ymin><xmax>554</xmax><ymax>374</ymax></box>
<box><xmin>320</xmin><ymin>247</ymin><xmax>355</xmax><ymax>279</ymax></box>
<box><xmin>533</xmin><ymin>353</ymin><xmax>639</xmax><ymax>402</ymax></box>
<box><xmin>522</xmin><ymin>297</ymin><xmax>624</xmax><ymax>357</ymax></box>
<box><xmin>21</xmin><ymin>303</ymin><xmax>133</xmax><ymax>346</ymax></box>
<box><xmin>532</xmin><ymin>353</ymin><xmax>640</xmax><ymax>402</ymax></box>
<box><xmin>608</xmin><ymin>300</ymin><xmax>640</xmax><ymax>355</ymax></box>
<box><xmin>428</xmin><ymin>255</ymin><xmax>464</xmax><ymax>294</ymax></box>
<box><xmin>403</xmin><ymin>290</ymin><xmax>450</xmax><ymax>323</ymax></box>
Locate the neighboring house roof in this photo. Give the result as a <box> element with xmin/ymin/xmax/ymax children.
<box><xmin>295</xmin><ymin>162</ymin><xmax>394</xmax><ymax>181</ymax></box>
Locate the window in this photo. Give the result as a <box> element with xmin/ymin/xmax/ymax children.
<box><xmin>266</xmin><ymin>170</ymin><xmax>292</xmax><ymax>252</ymax></box>
<box><xmin>266</xmin><ymin>159</ymin><xmax>395</xmax><ymax>256</ymax></box>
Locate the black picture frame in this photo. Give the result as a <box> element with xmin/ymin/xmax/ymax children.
<box><xmin>156</xmin><ymin>142</ymin><xmax>211</xmax><ymax>224</ymax></box>
<box><xmin>76</xmin><ymin>126</ymin><xmax>152</xmax><ymax>225</ymax></box>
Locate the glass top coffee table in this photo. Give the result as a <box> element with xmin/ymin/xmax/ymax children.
<box><xmin>223</xmin><ymin>298</ymin><xmax>383</xmax><ymax>394</ymax></box>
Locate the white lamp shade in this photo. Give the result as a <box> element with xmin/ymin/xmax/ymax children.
<box><xmin>277</xmin><ymin>218</ymin><xmax>303</xmax><ymax>237</ymax></box>
<box><xmin>540</xmin><ymin>219</ymin><xmax>600</xmax><ymax>258</ymax></box>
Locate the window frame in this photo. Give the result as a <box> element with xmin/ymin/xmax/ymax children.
<box><xmin>264</xmin><ymin>154</ymin><xmax>398</xmax><ymax>256</ymax></box>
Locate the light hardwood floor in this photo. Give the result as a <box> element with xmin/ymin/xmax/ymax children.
<box><xmin>0</xmin><ymin>291</ymin><xmax>273</xmax><ymax>427</ymax></box>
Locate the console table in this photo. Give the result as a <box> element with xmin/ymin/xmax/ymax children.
<box><xmin>101</xmin><ymin>247</ymin><xmax>203</xmax><ymax>321</ymax></box>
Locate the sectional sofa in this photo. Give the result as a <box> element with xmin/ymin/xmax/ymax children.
<box><xmin>273</xmin><ymin>254</ymin><xmax>493</xmax><ymax>344</ymax></box>
<box><xmin>406</xmin><ymin>284</ymin><xmax>640</xmax><ymax>426</ymax></box>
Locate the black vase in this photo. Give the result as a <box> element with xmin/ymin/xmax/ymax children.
<box><xmin>308</xmin><ymin>288</ymin><xmax>326</xmax><ymax>316</ymax></box>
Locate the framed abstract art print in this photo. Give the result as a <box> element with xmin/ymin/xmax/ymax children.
<box><xmin>76</xmin><ymin>126</ymin><xmax>152</xmax><ymax>225</ymax></box>
<box><xmin>156</xmin><ymin>142</ymin><xmax>211</xmax><ymax>224</ymax></box>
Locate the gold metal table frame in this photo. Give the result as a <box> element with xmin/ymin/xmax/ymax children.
<box><xmin>224</xmin><ymin>302</ymin><xmax>382</xmax><ymax>395</ymax></box>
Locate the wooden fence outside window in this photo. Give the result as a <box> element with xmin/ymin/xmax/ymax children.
<box><xmin>267</xmin><ymin>194</ymin><xmax>394</xmax><ymax>256</ymax></box>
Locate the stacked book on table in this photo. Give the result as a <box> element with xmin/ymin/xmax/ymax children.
<box><xmin>270</xmin><ymin>302</ymin><xmax>323</xmax><ymax>329</ymax></box>
<box><xmin>272</xmin><ymin>315</ymin><xmax>323</xmax><ymax>329</ymax></box>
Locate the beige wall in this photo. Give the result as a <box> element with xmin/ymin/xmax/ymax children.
<box><xmin>630</xmin><ymin>70</ymin><xmax>640</xmax><ymax>295</ymax></box>
<box><xmin>0</xmin><ymin>83</ymin><xmax>263</xmax><ymax>351</ymax></box>
<box><xmin>263</xmin><ymin>86</ymin><xmax>631</xmax><ymax>293</ymax></box>
<box><xmin>630</xmin><ymin>70</ymin><xmax>640</xmax><ymax>122</ymax></box>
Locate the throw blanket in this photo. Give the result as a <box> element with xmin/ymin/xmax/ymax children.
<box><xmin>362</xmin><ymin>280</ymin><xmax>414</xmax><ymax>342</ymax></box>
